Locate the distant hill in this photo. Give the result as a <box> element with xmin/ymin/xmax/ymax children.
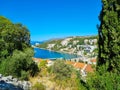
<box><xmin>30</xmin><ymin>41</ymin><xmax>44</xmax><ymax>45</ymax></box>
<box><xmin>37</xmin><ymin>35</ymin><xmax>98</xmax><ymax>53</ymax></box>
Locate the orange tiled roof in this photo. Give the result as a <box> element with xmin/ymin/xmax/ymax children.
<box><xmin>85</xmin><ymin>64</ymin><xmax>94</xmax><ymax>72</ymax></box>
<box><xmin>91</xmin><ymin>59</ymin><xmax>96</xmax><ymax>62</ymax></box>
<box><xmin>74</xmin><ymin>62</ymin><xmax>86</xmax><ymax>69</ymax></box>
<box><xmin>66</xmin><ymin>61</ymin><xmax>86</xmax><ymax>69</ymax></box>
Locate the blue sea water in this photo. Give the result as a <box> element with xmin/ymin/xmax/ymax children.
<box><xmin>34</xmin><ymin>48</ymin><xmax>79</xmax><ymax>60</ymax></box>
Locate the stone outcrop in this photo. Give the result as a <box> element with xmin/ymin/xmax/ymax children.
<box><xmin>0</xmin><ymin>74</ymin><xmax>31</xmax><ymax>90</ymax></box>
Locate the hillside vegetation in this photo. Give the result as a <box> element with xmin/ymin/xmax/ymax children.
<box><xmin>38</xmin><ymin>36</ymin><xmax>98</xmax><ymax>55</ymax></box>
<box><xmin>31</xmin><ymin>59</ymin><xmax>86</xmax><ymax>90</ymax></box>
<box><xmin>0</xmin><ymin>16</ymin><xmax>38</xmax><ymax>80</ymax></box>
<box><xmin>1</xmin><ymin>0</ymin><xmax>120</xmax><ymax>89</ymax></box>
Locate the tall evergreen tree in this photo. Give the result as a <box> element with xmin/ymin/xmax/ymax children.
<box><xmin>98</xmin><ymin>0</ymin><xmax>120</xmax><ymax>73</ymax></box>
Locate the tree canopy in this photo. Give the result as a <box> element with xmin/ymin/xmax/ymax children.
<box><xmin>50</xmin><ymin>60</ymin><xmax>73</xmax><ymax>80</ymax></box>
<box><xmin>0</xmin><ymin>16</ymin><xmax>30</xmax><ymax>60</ymax></box>
<box><xmin>86</xmin><ymin>0</ymin><xmax>120</xmax><ymax>90</ymax></box>
<box><xmin>98</xmin><ymin>0</ymin><xmax>120</xmax><ymax>73</ymax></box>
<box><xmin>0</xmin><ymin>16</ymin><xmax>38</xmax><ymax>79</ymax></box>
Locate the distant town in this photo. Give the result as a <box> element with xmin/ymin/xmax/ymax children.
<box><xmin>32</xmin><ymin>36</ymin><xmax>98</xmax><ymax>79</ymax></box>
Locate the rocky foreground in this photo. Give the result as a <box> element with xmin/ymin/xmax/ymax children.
<box><xmin>0</xmin><ymin>74</ymin><xmax>31</xmax><ymax>90</ymax></box>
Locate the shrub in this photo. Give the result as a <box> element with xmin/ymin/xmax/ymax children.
<box><xmin>87</xmin><ymin>72</ymin><xmax>120</xmax><ymax>90</ymax></box>
<box><xmin>32</xmin><ymin>82</ymin><xmax>45</xmax><ymax>90</ymax></box>
<box><xmin>50</xmin><ymin>60</ymin><xmax>73</xmax><ymax>80</ymax></box>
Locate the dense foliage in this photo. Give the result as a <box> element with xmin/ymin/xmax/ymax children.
<box><xmin>0</xmin><ymin>16</ymin><xmax>38</xmax><ymax>79</ymax></box>
<box><xmin>50</xmin><ymin>60</ymin><xmax>73</xmax><ymax>80</ymax></box>
<box><xmin>87</xmin><ymin>68</ymin><xmax>120</xmax><ymax>90</ymax></box>
<box><xmin>86</xmin><ymin>0</ymin><xmax>120</xmax><ymax>90</ymax></box>
<box><xmin>0</xmin><ymin>16</ymin><xmax>30</xmax><ymax>60</ymax></box>
<box><xmin>48</xmin><ymin>60</ymin><xmax>86</xmax><ymax>90</ymax></box>
<box><xmin>98</xmin><ymin>0</ymin><xmax>120</xmax><ymax>73</ymax></box>
<box><xmin>32</xmin><ymin>82</ymin><xmax>45</xmax><ymax>90</ymax></box>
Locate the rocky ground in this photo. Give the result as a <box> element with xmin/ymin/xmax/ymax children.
<box><xmin>30</xmin><ymin>75</ymin><xmax>77</xmax><ymax>90</ymax></box>
<box><xmin>0</xmin><ymin>74</ymin><xmax>31</xmax><ymax>90</ymax></box>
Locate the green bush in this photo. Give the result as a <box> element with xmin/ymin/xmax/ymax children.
<box><xmin>38</xmin><ymin>60</ymin><xmax>47</xmax><ymax>70</ymax></box>
<box><xmin>32</xmin><ymin>82</ymin><xmax>45</xmax><ymax>90</ymax></box>
<box><xmin>20</xmin><ymin>71</ymin><xmax>29</xmax><ymax>80</ymax></box>
<box><xmin>87</xmin><ymin>72</ymin><xmax>120</xmax><ymax>90</ymax></box>
<box><xmin>50</xmin><ymin>60</ymin><xmax>73</xmax><ymax>80</ymax></box>
<box><xmin>0</xmin><ymin>48</ymin><xmax>39</xmax><ymax>79</ymax></box>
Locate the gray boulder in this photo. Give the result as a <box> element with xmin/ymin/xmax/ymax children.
<box><xmin>0</xmin><ymin>74</ymin><xmax>2</xmax><ymax>78</ymax></box>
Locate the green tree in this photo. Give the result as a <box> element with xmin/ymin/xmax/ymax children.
<box><xmin>0</xmin><ymin>16</ymin><xmax>38</xmax><ymax>79</ymax></box>
<box><xmin>86</xmin><ymin>0</ymin><xmax>120</xmax><ymax>90</ymax></box>
<box><xmin>98</xmin><ymin>0</ymin><xmax>120</xmax><ymax>73</ymax></box>
<box><xmin>50</xmin><ymin>60</ymin><xmax>73</xmax><ymax>80</ymax></box>
<box><xmin>0</xmin><ymin>48</ymin><xmax>38</xmax><ymax>79</ymax></box>
<box><xmin>0</xmin><ymin>16</ymin><xmax>30</xmax><ymax>59</ymax></box>
<box><xmin>87</xmin><ymin>71</ymin><xmax>120</xmax><ymax>90</ymax></box>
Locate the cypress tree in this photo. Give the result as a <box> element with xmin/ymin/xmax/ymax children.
<box><xmin>98</xmin><ymin>0</ymin><xmax>120</xmax><ymax>73</ymax></box>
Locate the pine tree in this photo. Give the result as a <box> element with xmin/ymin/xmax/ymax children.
<box><xmin>98</xmin><ymin>0</ymin><xmax>120</xmax><ymax>73</ymax></box>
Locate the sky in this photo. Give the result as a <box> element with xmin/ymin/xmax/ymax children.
<box><xmin>0</xmin><ymin>0</ymin><xmax>102</xmax><ymax>41</ymax></box>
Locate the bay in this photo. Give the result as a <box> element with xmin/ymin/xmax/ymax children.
<box><xmin>34</xmin><ymin>48</ymin><xmax>80</xmax><ymax>60</ymax></box>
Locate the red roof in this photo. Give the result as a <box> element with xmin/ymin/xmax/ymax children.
<box><xmin>91</xmin><ymin>59</ymin><xmax>96</xmax><ymax>62</ymax></box>
<box><xmin>85</xmin><ymin>64</ymin><xmax>94</xmax><ymax>72</ymax></box>
<box><xmin>74</xmin><ymin>62</ymin><xmax>86</xmax><ymax>69</ymax></box>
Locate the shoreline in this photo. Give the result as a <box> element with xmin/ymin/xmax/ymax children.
<box><xmin>33</xmin><ymin>47</ymin><xmax>82</xmax><ymax>60</ymax></box>
<box><xmin>35</xmin><ymin>47</ymin><xmax>80</xmax><ymax>56</ymax></box>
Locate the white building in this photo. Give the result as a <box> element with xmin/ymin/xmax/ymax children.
<box><xmin>83</xmin><ymin>45</ymin><xmax>96</xmax><ymax>53</ymax></box>
<box><xmin>73</xmin><ymin>40</ymin><xmax>79</xmax><ymax>45</ymax></box>
<box><xmin>47</xmin><ymin>44</ymin><xmax>55</xmax><ymax>49</ymax></box>
<box><xmin>61</xmin><ymin>38</ymin><xmax>72</xmax><ymax>46</ymax></box>
<box><xmin>77</xmin><ymin>51</ymin><xmax>84</xmax><ymax>55</ymax></box>
<box><xmin>84</xmin><ymin>39</ymin><xmax>89</xmax><ymax>45</ymax></box>
<box><xmin>93</xmin><ymin>39</ymin><xmax>97</xmax><ymax>44</ymax></box>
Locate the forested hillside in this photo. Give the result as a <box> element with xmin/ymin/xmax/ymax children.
<box><xmin>0</xmin><ymin>16</ymin><xmax>38</xmax><ymax>80</ymax></box>
<box><xmin>38</xmin><ymin>36</ymin><xmax>97</xmax><ymax>51</ymax></box>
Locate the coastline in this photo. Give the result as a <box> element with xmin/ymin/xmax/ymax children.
<box><xmin>33</xmin><ymin>47</ymin><xmax>83</xmax><ymax>61</ymax></box>
<box><xmin>35</xmin><ymin>47</ymin><xmax>80</xmax><ymax>56</ymax></box>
